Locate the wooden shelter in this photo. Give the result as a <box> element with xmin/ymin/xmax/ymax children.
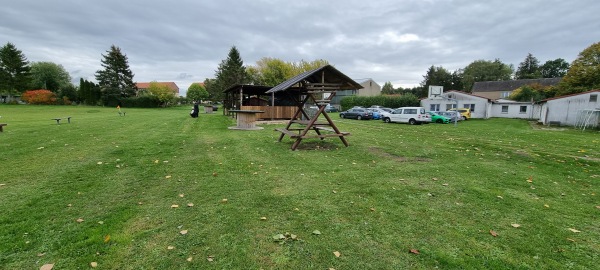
<box><xmin>267</xmin><ymin>65</ymin><xmax>363</xmax><ymax>150</ymax></box>
<box><xmin>223</xmin><ymin>85</ymin><xmax>299</xmax><ymax>120</ymax></box>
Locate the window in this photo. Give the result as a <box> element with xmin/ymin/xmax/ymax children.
<box><xmin>501</xmin><ymin>105</ymin><xmax>509</xmax><ymax>113</ymax></box>
<box><xmin>446</xmin><ymin>104</ymin><xmax>457</xmax><ymax>110</ymax></box>
<box><xmin>464</xmin><ymin>104</ymin><xmax>475</xmax><ymax>113</ymax></box>
<box><xmin>501</xmin><ymin>91</ymin><xmax>511</xmax><ymax>98</ymax></box>
<box><xmin>430</xmin><ymin>104</ymin><xmax>440</xmax><ymax>111</ymax></box>
<box><xmin>520</xmin><ymin>106</ymin><xmax>527</xmax><ymax>113</ymax></box>
<box><xmin>404</xmin><ymin>109</ymin><xmax>417</xmax><ymax>114</ymax></box>
<box><xmin>590</xmin><ymin>94</ymin><xmax>598</xmax><ymax>102</ymax></box>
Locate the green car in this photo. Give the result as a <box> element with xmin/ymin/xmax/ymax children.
<box><xmin>427</xmin><ymin>111</ymin><xmax>451</xmax><ymax>124</ymax></box>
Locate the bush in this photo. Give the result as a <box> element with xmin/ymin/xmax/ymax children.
<box><xmin>21</xmin><ymin>89</ymin><xmax>57</xmax><ymax>105</ymax></box>
<box><xmin>340</xmin><ymin>94</ymin><xmax>420</xmax><ymax>111</ymax></box>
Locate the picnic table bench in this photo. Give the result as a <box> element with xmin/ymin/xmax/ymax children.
<box><xmin>0</xmin><ymin>123</ymin><xmax>6</xmax><ymax>132</ymax></box>
<box><xmin>52</xmin><ymin>117</ymin><xmax>72</xmax><ymax>124</ymax></box>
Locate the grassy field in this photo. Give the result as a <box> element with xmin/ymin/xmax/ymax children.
<box><xmin>0</xmin><ymin>105</ymin><xmax>598</xmax><ymax>269</ymax></box>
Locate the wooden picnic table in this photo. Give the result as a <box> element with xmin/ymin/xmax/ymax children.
<box><xmin>228</xmin><ymin>110</ymin><xmax>265</xmax><ymax>130</ymax></box>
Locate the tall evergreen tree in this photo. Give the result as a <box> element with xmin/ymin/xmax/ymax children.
<box><xmin>212</xmin><ymin>46</ymin><xmax>247</xmax><ymax>101</ymax></box>
<box><xmin>0</xmin><ymin>42</ymin><xmax>31</xmax><ymax>93</ymax></box>
<box><xmin>95</xmin><ymin>45</ymin><xmax>136</xmax><ymax>103</ymax></box>
<box><xmin>515</xmin><ymin>53</ymin><xmax>541</xmax><ymax>79</ymax></box>
<box><xmin>421</xmin><ymin>65</ymin><xmax>453</xmax><ymax>93</ymax></box>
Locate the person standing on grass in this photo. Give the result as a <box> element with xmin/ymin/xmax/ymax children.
<box><xmin>190</xmin><ymin>102</ymin><xmax>199</xmax><ymax>118</ymax></box>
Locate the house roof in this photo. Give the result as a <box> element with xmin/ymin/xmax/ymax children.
<box><xmin>540</xmin><ymin>89</ymin><xmax>600</xmax><ymax>102</ymax></box>
<box><xmin>472</xmin><ymin>78</ymin><xmax>561</xmax><ymax>92</ymax></box>
<box><xmin>444</xmin><ymin>90</ymin><xmax>491</xmax><ymax>101</ymax></box>
<box><xmin>266</xmin><ymin>65</ymin><xmax>362</xmax><ymax>93</ymax></box>
<box><xmin>136</xmin><ymin>82</ymin><xmax>180</xmax><ymax>93</ymax></box>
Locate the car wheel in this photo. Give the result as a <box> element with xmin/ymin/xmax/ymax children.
<box><xmin>436</xmin><ymin>119</ymin><xmax>443</xmax><ymax>123</ymax></box>
<box><xmin>408</xmin><ymin>119</ymin><xmax>417</xmax><ymax>125</ymax></box>
<box><xmin>384</xmin><ymin>118</ymin><xmax>391</xmax><ymax>123</ymax></box>
<box><xmin>357</xmin><ymin>115</ymin><xmax>362</xmax><ymax>120</ymax></box>
<box><xmin>340</xmin><ymin>114</ymin><xmax>344</xmax><ymax>118</ymax></box>
<box><xmin>462</xmin><ymin>116</ymin><xmax>467</xmax><ymax>121</ymax></box>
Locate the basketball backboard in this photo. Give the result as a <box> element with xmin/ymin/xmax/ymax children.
<box><xmin>428</xmin><ymin>85</ymin><xmax>443</xmax><ymax>98</ymax></box>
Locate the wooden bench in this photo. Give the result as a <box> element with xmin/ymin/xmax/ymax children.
<box><xmin>0</xmin><ymin>123</ymin><xmax>6</xmax><ymax>132</ymax></box>
<box><xmin>52</xmin><ymin>117</ymin><xmax>72</xmax><ymax>124</ymax></box>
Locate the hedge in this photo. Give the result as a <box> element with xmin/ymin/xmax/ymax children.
<box><xmin>339</xmin><ymin>94</ymin><xmax>420</xmax><ymax>111</ymax></box>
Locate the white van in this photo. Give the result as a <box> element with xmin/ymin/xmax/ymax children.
<box><xmin>381</xmin><ymin>107</ymin><xmax>431</xmax><ymax>125</ymax></box>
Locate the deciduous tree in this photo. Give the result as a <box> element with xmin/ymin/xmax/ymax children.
<box><xmin>0</xmin><ymin>42</ymin><xmax>31</xmax><ymax>93</ymax></box>
<box><xmin>29</xmin><ymin>61</ymin><xmax>72</xmax><ymax>92</ymax></box>
<box><xmin>381</xmin><ymin>81</ymin><xmax>395</xmax><ymax>94</ymax></box>
<box><xmin>186</xmin><ymin>83</ymin><xmax>209</xmax><ymax>102</ymax></box>
<box><xmin>559</xmin><ymin>42</ymin><xmax>600</xmax><ymax>94</ymax></box>
<box><xmin>147</xmin><ymin>81</ymin><xmax>175</xmax><ymax>107</ymax></box>
<box><xmin>540</xmin><ymin>58</ymin><xmax>569</xmax><ymax>78</ymax></box>
<box><xmin>461</xmin><ymin>59</ymin><xmax>513</xmax><ymax>92</ymax></box>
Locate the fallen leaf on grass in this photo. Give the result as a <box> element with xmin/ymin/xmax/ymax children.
<box><xmin>527</xmin><ymin>176</ymin><xmax>533</xmax><ymax>183</ymax></box>
<box><xmin>312</xmin><ymin>230</ymin><xmax>321</xmax><ymax>235</ymax></box>
<box><xmin>67</xmin><ymin>204</ymin><xmax>72</xmax><ymax>207</ymax></box>
<box><xmin>568</xmin><ymin>228</ymin><xmax>581</xmax><ymax>233</ymax></box>
<box><xmin>497</xmin><ymin>196</ymin><xmax>503</xmax><ymax>199</ymax></box>
<box><xmin>511</xmin><ymin>224</ymin><xmax>521</xmax><ymax>228</ymax></box>
<box><xmin>179</xmin><ymin>193</ymin><xmax>184</xmax><ymax>198</ymax></box>
<box><xmin>154</xmin><ymin>160</ymin><xmax>159</xmax><ymax>164</ymax></box>
<box><xmin>187</xmin><ymin>203</ymin><xmax>194</xmax><ymax>207</ymax></box>
<box><xmin>180</xmin><ymin>230</ymin><xmax>188</xmax><ymax>235</ymax></box>
<box><xmin>207</xmin><ymin>256</ymin><xmax>215</xmax><ymax>262</ymax></box>
<box><xmin>567</xmin><ymin>238</ymin><xmax>576</xmax><ymax>242</ymax></box>
<box><xmin>370</xmin><ymin>207</ymin><xmax>375</xmax><ymax>212</ymax></box>
<box><xmin>186</xmin><ymin>257</ymin><xmax>193</xmax><ymax>262</ymax></box>
<box><xmin>432</xmin><ymin>177</ymin><xmax>438</xmax><ymax>181</ymax></box>
<box><xmin>544</xmin><ymin>204</ymin><xmax>550</xmax><ymax>208</ymax></box>
<box><xmin>332</xmin><ymin>190</ymin><xmax>337</xmax><ymax>194</ymax></box>
<box><xmin>167</xmin><ymin>246</ymin><xmax>175</xmax><ymax>250</ymax></box>
<box><xmin>98</xmin><ymin>221</ymin><xmax>104</xmax><ymax>225</ymax></box>
<box><xmin>40</xmin><ymin>264</ymin><xmax>54</xmax><ymax>270</ymax></box>
<box><xmin>90</xmin><ymin>262</ymin><xmax>98</xmax><ymax>268</ymax></box>
<box><xmin>138</xmin><ymin>202</ymin><xmax>143</xmax><ymax>205</ymax></box>
<box><xmin>260</xmin><ymin>217</ymin><xmax>267</xmax><ymax>221</ymax></box>
<box><xmin>0</xmin><ymin>184</ymin><xmax>5</xmax><ymax>187</ymax></box>
<box><xmin>171</xmin><ymin>204</ymin><xmax>179</xmax><ymax>208</ymax></box>
<box><xmin>212</xmin><ymin>172</ymin><xmax>218</xmax><ymax>177</ymax></box>
<box><xmin>490</xmin><ymin>230</ymin><xmax>498</xmax><ymax>237</ymax></box>
<box><xmin>409</xmin><ymin>249</ymin><xmax>420</xmax><ymax>254</ymax></box>
<box><xmin>37</xmin><ymin>253</ymin><xmax>45</xmax><ymax>257</ymax></box>
<box><xmin>76</xmin><ymin>218</ymin><xmax>84</xmax><ymax>223</ymax></box>
<box><xmin>97</xmin><ymin>162</ymin><xmax>103</xmax><ymax>165</ymax></box>
<box><xmin>104</xmin><ymin>234</ymin><xmax>111</xmax><ymax>243</ymax></box>
<box><xmin>165</xmin><ymin>175</ymin><xmax>172</xmax><ymax>179</ymax></box>
<box><xmin>595</xmin><ymin>205</ymin><xmax>600</xmax><ymax>209</ymax></box>
<box><xmin>333</xmin><ymin>251</ymin><xmax>341</xmax><ymax>257</ymax></box>
<box><xmin>221</xmin><ymin>198</ymin><xmax>228</xmax><ymax>203</ymax></box>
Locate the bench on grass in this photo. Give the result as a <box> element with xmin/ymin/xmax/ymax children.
<box><xmin>0</xmin><ymin>123</ymin><xmax>6</xmax><ymax>132</ymax></box>
<box><xmin>52</xmin><ymin>117</ymin><xmax>72</xmax><ymax>124</ymax></box>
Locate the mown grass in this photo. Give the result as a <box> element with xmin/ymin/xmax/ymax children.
<box><xmin>0</xmin><ymin>105</ymin><xmax>598</xmax><ymax>269</ymax></box>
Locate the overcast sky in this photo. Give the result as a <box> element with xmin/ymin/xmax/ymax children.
<box><xmin>1</xmin><ymin>0</ymin><xmax>598</xmax><ymax>96</ymax></box>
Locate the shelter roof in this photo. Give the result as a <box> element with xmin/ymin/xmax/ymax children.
<box><xmin>472</xmin><ymin>78</ymin><xmax>561</xmax><ymax>92</ymax></box>
<box><xmin>266</xmin><ymin>65</ymin><xmax>363</xmax><ymax>93</ymax></box>
<box><xmin>223</xmin><ymin>84</ymin><xmax>273</xmax><ymax>96</ymax></box>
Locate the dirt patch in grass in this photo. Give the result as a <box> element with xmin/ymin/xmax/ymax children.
<box><xmin>368</xmin><ymin>147</ymin><xmax>431</xmax><ymax>162</ymax></box>
<box><xmin>294</xmin><ymin>141</ymin><xmax>341</xmax><ymax>150</ymax></box>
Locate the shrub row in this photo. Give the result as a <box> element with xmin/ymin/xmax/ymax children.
<box><xmin>339</xmin><ymin>94</ymin><xmax>420</xmax><ymax>111</ymax></box>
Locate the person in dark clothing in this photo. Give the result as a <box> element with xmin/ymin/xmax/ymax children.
<box><xmin>190</xmin><ymin>102</ymin><xmax>199</xmax><ymax>118</ymax></box>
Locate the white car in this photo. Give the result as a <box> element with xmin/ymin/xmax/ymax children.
<box><xmin>381</xmin><ymin>107</ymin><xmax>431</xmax><ymax>125</ymax></box>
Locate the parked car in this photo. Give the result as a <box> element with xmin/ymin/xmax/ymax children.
<box><xmin>448</xmin><ymin>108</ymin><xmax>471</xmax><ymax>120</ymax></box>
<box><xmin>325</xmin><ymin>104</ymin><xmax>338</xmax><ymax>112</ymax></box>
<box><xmin>427</xmin><ymin>111</ymin><xmax>451</xmax><ymax>124</ymax></box>
<box><xmin>339</xmin><ymin>108</ymin><xmax>373</xmax><ymax>120</ymax></box>
<box><xmin>436</xmin><ymin>111</ymin><xmax>462</xmax><ymax>122</ymax></box>
<box><xmin>381</xmin><ymin>107</ymin><xmax>431</xmax><ymax>125</ymax></box>
<box><xmin>366</xmin><ymin>108</ymin><xmax>383</xmax><ymax>120</ymax></box>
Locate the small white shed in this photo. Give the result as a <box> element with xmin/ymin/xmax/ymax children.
<box><xmin>539</xmin><ymin>90</ymin><xmax>600</xmax><ymax>126</ymax></box>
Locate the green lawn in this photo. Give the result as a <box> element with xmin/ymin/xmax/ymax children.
<box><xmin>0</xmin><ymin>105</ymin><xmax>598</xmax><ymax>269</ymax></box>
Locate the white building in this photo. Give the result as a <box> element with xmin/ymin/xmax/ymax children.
<box><xmin>421</xmin><ymin>90</ymin><xmax>492</xmax><ymax>119</ymax></box>
<box><xmin>539</xmin><ymin>90</ymin><xmax>600</xmax><ymax>126</ymax></box>
<box><xmin>491</xmin><ymin>99</ymin><xmax>541</xmax><ymax>120</ymax></box>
